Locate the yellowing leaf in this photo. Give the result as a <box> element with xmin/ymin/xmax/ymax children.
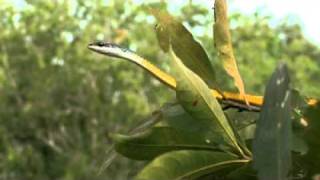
<box><xmin>214</xmin><ymin>0</ymin><xmax>248</xmax><ymax>104</ymax></box>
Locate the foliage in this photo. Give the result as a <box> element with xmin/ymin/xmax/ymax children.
<box><xmin>0</xmin><ymin>0</ymin><xmax>320</xmax><ymax>180</ymax></box>
<box><xmin>98</xmin><ymin>2</ymin><xmax>320</xmax><ymax>180</ymax></box>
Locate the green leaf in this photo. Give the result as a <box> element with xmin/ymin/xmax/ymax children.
<box><xmin>113</xmin><ymin>103</ymin><xmax>231</xmax><ymax>160</ymax></box>
<box><xmin>227</xmin><ymin>163</ymin><xmax>256</xmax><ymax>180</ymax></box>
<box><xmin>291</xmin><ymin>133</ymin><xmax>308</xmax><ymax>155</ymax></box>
<box><xmin>159</xmin><ymin>103</ymin><xmax>230</xmax><ymax>137</ymax></box>
<box><xmin>99</xmin><ymin>106</ymin><xmax>164</xmax><ymax>171</ymax></box>
<box><xmin>170</xmin><ymin>49</ymin><xmax>245</xmax><ymax>156</ymax></box>
<box><xmin>225</xmin><ymin>109</ymin><xmax>258</xmax><ymax>141</ymax></box>
<box><xmin>135</xmin><ymin>150</ymin><xmax>247</xmax><ymax>180</ymax></box>
<box><xmin>214</xmin><ymin>0</ymin><xmax>247</xmax><ymax>103</ymax></box>
<box><xmin>112</xmin><ymin>127</ymin><xmax>218</xmax><ymax>161</ymax></box>
<box><xmin>253</xmin><ymin>63</ymin><xmax>292</xmax><ymax>180</ymax></box>
<box><xmin>153</xmin><ymin>10</ymin><xmax>219</xmax><ymax>89</ymax></box>
<box><xmin>301</xmin><ymin>102</ymin><xmax>320</xmax><ymax>176</ymax></box>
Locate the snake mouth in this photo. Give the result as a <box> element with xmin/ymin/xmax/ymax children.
<box><xmin>87</xmin><ymin>44</ymin><xmax>100</xmax><ymax>52</ymax></box>
<box><xmin>87</xmin><ymin>43</ymin><xmax>126</xmax><ymax>59</ymax></box>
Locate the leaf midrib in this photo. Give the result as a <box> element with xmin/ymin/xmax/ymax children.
<box><xmin>120</xmin><ymin>142</ymin><xmax>218</xmax><ymax>151</ymax></box>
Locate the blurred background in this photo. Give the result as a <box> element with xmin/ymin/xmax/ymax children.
<box><xmin>0</xmin><ymin>0</ymin><xmax>319</xmax><ymax>179</ymax></box>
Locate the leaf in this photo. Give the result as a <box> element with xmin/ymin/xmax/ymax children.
<box><xmin>135</xmin><ymin>150</ymin><xmax>248</xmax><ymax>180</ymax></box>
<box><xmin>98</xmin><ymin>107</ymin><xmax>163</xmax><ymax>172</ymax></box>
<box><xmin>159</xmin><ymin>103</ymin><xmax>226</xmax><ymax>136</ymax></box>
<box><xmin>112</xmin><ymin>127</ymin><xmax>218</xmax><ymax>161</ymax></box>
<box><xmin>301</xmin><ymin>102</ymin><xmax>320</xmax><ymax>176</ymax></box>
<box><xmin>170</xmin><ymin>49</ymin><xmax>245</xmax><ymax>157</ymax></box>
<box><xmin>291</xmin><ymin>133</ymin><xmax>308</xmax><ymax>155</ymax></box>
<box><xmin>214</xmin><ymin>0</ymin><xmax>248</xmax><ymax>104</ymax></box>
<box><xmin>227</xmin><ymin>163</ymin><xmax>256</xmax><ymax>180</ymax></box>
<box><xmin>253</xmin><ymin>63</ymin><xmax>292</xmax><ymax>180</ymax></box>
<box><xmin>224</xmin><ymin>109</ymin><xmax>258</xmax><ymax>141</ymax></box>
<box><xmin>153</xmin><ymin>10</ymin><xmax>219</xmax><ymax>89</ymax></box>
<box><xmin>113</xmin><ymin>103</ymin><xmax>229</xmax><ymax>160</ymax></box>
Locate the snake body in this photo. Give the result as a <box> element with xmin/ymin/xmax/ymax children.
<box><xmin>88</xmin><ymin>41</ymin><xmax>317</xmax><ymax>110</ymax></box>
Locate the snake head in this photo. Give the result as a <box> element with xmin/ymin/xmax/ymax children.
<box><xmin>88</xmin><ymin>41</ymin><xmax>133</xmax><ymax>59</ymax></box>
<box><xmin>88</xmin><ymin>41</ymin><xmax>143</xmax><ymax>64</ymax></box>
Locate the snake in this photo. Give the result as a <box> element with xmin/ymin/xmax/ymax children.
<box><xmin>87</xmin><ymin>41</ymin><xmax>317</xmax><ymax>111</ymax></box>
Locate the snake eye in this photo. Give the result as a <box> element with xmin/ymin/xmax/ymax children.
<box><xmin>96</xmin><ymin>41</ymin><xmax>105</xmax><ymax>47</ymax></box>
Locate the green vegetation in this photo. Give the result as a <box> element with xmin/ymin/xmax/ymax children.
<box><xmin>0</xmin><ymin>1</ymin><xmax>319</xmax><ymax>179</ymax></box>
